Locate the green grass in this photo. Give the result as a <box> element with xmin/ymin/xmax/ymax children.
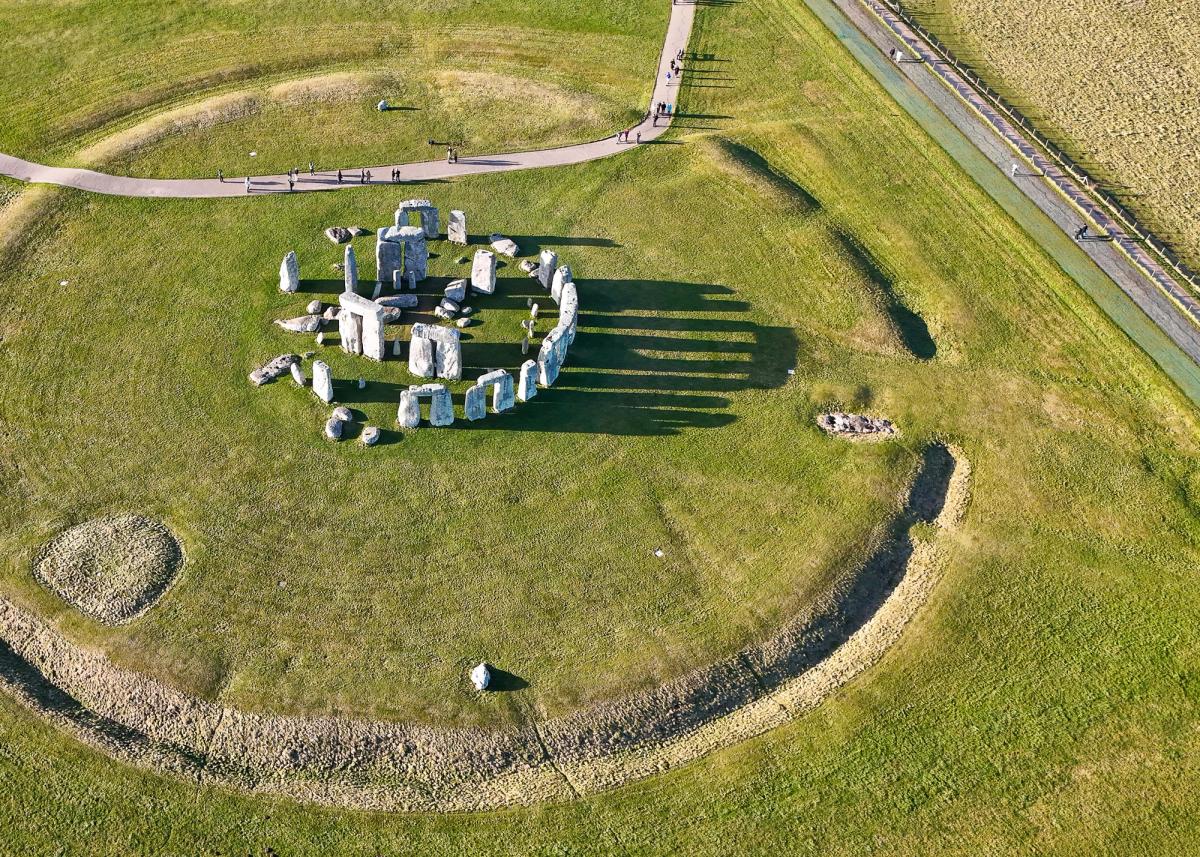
<box><xmin>0</xmin><ymin>0</ymin><xmax>663</xmax><ymax>175</ymax></box>
<box><xmin>3</xmin><ymin>0</ymin><xmax>1200</xmax><ymax>851</ymax></box>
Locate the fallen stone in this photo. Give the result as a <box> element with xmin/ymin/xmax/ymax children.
<box><xmin>316</xmin><ymin>332</ymin><xmax>326</xmax><ymax>345</ymax></box>
<box><xmin>444</xmin><ymin>279</ymin><xmax>468</xmax><ymax>302</ymax></box>
<box><xmin>332</xmin><ymin>406</ymin><xmax>353</xmax><ymax>422</ymax></box>
<box><xmin>489</xmin><ymin>234</ymin><xmax>520</xmax><ymax>258</ymax></box>
<box><xmin>433</xmin><ymin>305</ymin><xmax>454</xmax><ymax>321</ymax></box>
<box><xmin>439</xmin><ymin>298</ymin><xmax>461</xmax><ymax>313</ymax></box>
<box><xmin>471</xmin><ymin>249</ymin><xmax>496</xmax><ymax>294</ymax></box>
<box><xmin>471</xmin><ymin>663</ymin><xmax>491</xmax><ymax>691</ymax></box>
<box><xmin>325</xmin><ymin>417</ymin><xmax>344</xmax><ymax>441</ymax></box>
<box><xmin>348</xmin><ymin>226</ymin><xmax>370</xmax><ymax>237</ymax></box>
<box><xmin>456</xmin><ymin>318</ymin><xmax>471</xmax><ymax>328</ymax></box>
<box><xmin>519</xmin><ymin>260</ymin><xmax>538</xmax><ymax>275</ymax></box>
<box><xmin>379</xmin><ymin>306</ymin><xmax>403</xmax><ymax>324</ymax></box>
<box><xmin>323</xmin><ymin>306</ymin><xmax>340</xmax><ymax>320</ymax></box>
<box><xmin>306</xmin><ymin>299</ymin><xmax>322</xmax><ymax>314</ymax></box>
<box><xmin>275</xmin><ymin>315</ymin><xmax>322</xmax><ymax>333</ymax></box>
<box><xmin>279</xmin><ymin>251</ymin><xmax>300</xmax><ymax>293</ymax></box>
<box><xmin>461</xmin><ymin>306</ymin><xmax>475</xmax><ymax>315</ymax></box>
<box><xmin>249</xmin><ymin>354</ymin><xmax>299</xmax><ymax>386</ymax></box>
<box><xmin>324</xmin><ymin>227</ymin><xmax>352</xmax><ymax>245</ymax></box>
<box><xmin>377</xmin><ymin>293</ymin><xmax>419</xmax><ymax>308</ymax></box>
<box><xmin>361</xmin><ymin>426</ymin><xmax>380</xmax><ymax>445</ymax></box>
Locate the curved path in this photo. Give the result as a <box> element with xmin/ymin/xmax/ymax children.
<box><xmin>0</xmin><ymin>447</ymin><xmax>968</xmax><ymax>812</ymax></box>
<box><xmin>0</xmin><ymin>3</ymin><xmax>694</xmax><ymax>198</ymax></box>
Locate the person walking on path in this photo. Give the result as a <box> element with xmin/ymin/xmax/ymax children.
<box><xmin>309</xmin><ymin>161</ymin><xmax>315</xmax><ymax>176</ymax></box>
<box><xmin>666</xmin><ymin>70</ymin><xmax>672</xmax><ymax>85</ymax></box>
<box><xmin>244</xmin><ymin>176</ymin><xmax>251</xmax><ymax>194</ymax></box>
<box><xmin>217</xmin><ymin>169</ymin><xmax>223</xmax><ymax>182</ymax></box>
<box><xmin>288</xmin><ymin>176</ymin><xmax>294</xmax><ymax>192</ymax></box>
<box><xmin>359</xmin><ymin>168</ymin><xmax>365</xmax><ymax>184</ymax></box>
<box><xmin>365</xmin><ymin>169</ymin><xmax>372</xmax><ymax>183</ymax></box>
<box><xmin>1010</xmin><ymin>163</ymin><xmax>1019</xmax><ymax>178</ymax></box>
<box><xmin>636</xmin><ymin>131</ymin><xmax>641</xmax><ymax>145</ymax></box>
<box><xmin>337</xmin><ymin>169</ymin><xmax>343</xmax><ymax>184</ymax></box>
<box><xmin>1074</xmin><ymin>224</ymin><xmax>1088</xmax><ymax>241</ymax></box>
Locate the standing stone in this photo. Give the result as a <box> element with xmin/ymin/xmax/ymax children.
<box><xmin>464</xmin><ymin>384</ymin><xmax>487</xmax><ymax>421</ymax></box>
<box><xmin>376</xmin><ymin>235</ymin><xmax>402</xmax><ymax>287</ymax></box>
<box><xmin>410</xmin><ymin>322</ymin><xmax>462</xmax><ymax>381</ymax></box>
<box><xmin>471</xmin><ymin>249</ymin><xmax>496</xmax><ymax>295</ymax></box>
<box><xmin>538</xmin><ymin>250</ymin><xmax>558</xmax><ymax>290</ymax></box>
<box><xmin>521</xmin><ymin>334</ymin><xmax>530</xmax><ymax>355</ymax></box>
<box><xmin>340</xmin><ymin>292</ymin><xmax>387</xmax><ymax>361</ymax></box>
<box><xmin>397</xmin><ymin>391</ymin><xmax>420</xmax><ymax>428</ymax></box>
<box><xmin>558</xmin><ymin>282</ymin><xmax>579</xmax><ymax>344</ymax></box>
<box><xmin>434</xmin><ymin>336</ymin><xmax>462</xmax><ymax>381</ymax></box>
<box><xmin>551</xmin><ymin>265</ymin><xmax>573</xmax><ymax>303</ymax></box>
<box><xmin>338</xmin><ymin>308</ymin><xmax>363</xmax><ymax>355</ymax></box>
<box><xmin>537</xmin><ymin>327</ymin><xmax>564</xmax><ymax>386</ymax></box>
<box><xmin>398</xmin><ymin>225</ymin><xmax>428</xmax><ymax>282</ymax></box>
<box><xmin>279</xmin><ymin>251</ymin><xmax>300</xmax><ymax>293</ymax></box>
<box><xmin>429</xmin><ymin>385</ymin><xmax>454</xmax><ymax>426</ymax></box>
<box><xmin>392</xmin><ymin>339</ymin><xmax>403</xmax><ymax>357</ymax></box>
<box><xmin>344</xmin><ymin>245</ymin><xmax>359</xmax><ymax>294</ymax></box>
<box><xmin>408</xmin><ymin>336</ymin><xmax>435</xmax><ymax>378</ymax></box>
<box><xmin>312</xmin><ymin>360</ymin><xmax>334</xmax><ymax>403</ymax></box>
<box><xmin>289</xmin><ymin>362</ymin><xmax>306</xmax><ymax>386</ymax></box>
<box><xmin>448</xmin><ymin>209</ymin><xmax>467</xmax><ymax>245</ymax></box>
<box><xmin>518</xmin><ymin>360</ymin><xmax>538</xmax><ymax>401</ymax></box>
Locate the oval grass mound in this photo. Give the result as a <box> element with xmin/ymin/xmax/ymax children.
<box><xmin>33</xmin><ymin>515</ymin><xmax>184</xmax><ymax>625</ymax></box>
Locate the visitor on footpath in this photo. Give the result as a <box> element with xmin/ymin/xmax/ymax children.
<box><xmin>244</xmin><ymin>176</ymin><xmax>251</xmax><ymax>193</ymax></box>
<box><xmin>217</xmin><ymin>169</ymin><xmax>223</xmax><ymax>182</ymax></box>
<box><xmin>337</xmin><ymin>169</ymin><xmax>343</xmax><ymax>184</ymax></box>
<box><xmin>288</xmin><ymin>176</ymin><xmax>294</xmax><ymax>192</ymax></box>
<box><xmin>309</xmin><ymin>161</ymin><xmax>315</xmax><ymax>176</ymax></box>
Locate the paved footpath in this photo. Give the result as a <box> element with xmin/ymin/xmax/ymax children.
<box><xmin>812</xmin><ymin>0</ymin><xmax>1200</xmax><ymax>382</ymax></box>
<box><xmin>0</xmin><ymin>2</ymin><xmax>694</xmax><ymax>198</ymax></box>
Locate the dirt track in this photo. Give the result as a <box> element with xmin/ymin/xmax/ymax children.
<box><xmin>0</xmin><ymin>445</ymin><xmax>969</xmax><ymax>812</ymax></box>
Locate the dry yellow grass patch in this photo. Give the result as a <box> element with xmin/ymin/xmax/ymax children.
<box><xmin>433</xmin><ymin>70</ymin><xmax>606</xmax><ymax>128</ymax></box>
<box><xmin>909</xmin><ymin>0</ymin><xmax>1200</xmax><ymax>267</ymax></box>
<box><xmin>266</xmin><ymin>72</ymin><xmax>389</xmax><ymax>105</ymax></box>
<box><xmin>76</xmin><ymin>91</ymin><xmax>261</xmax><ymax>166</ymax></box>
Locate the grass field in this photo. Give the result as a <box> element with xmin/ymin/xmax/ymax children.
<box><xmin>2</xmin><ymin>0</ymin><xmax>1200</xmax><ymax>852</ymax></box>
<box><xmin>906</xmin><ymin>0</ymin><xmax>1200</xmax><ymax>271</ymax></box>
<box><xmin>0</xmin><ymin>0</ymin><xmax>662</xmax><ymax>177</ymax></box>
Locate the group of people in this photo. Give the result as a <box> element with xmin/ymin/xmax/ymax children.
<box><xmin>666</xmin><ymin>55</ymin><xmax>683</xmax><ymax>85</ymax></box>
<box><xmin>616</xmin><ymin>128</ymin><xmax>641</xmax><ymax>145</ymax></box>
<box><xmin>446</xmin><ymin>147</ymin><xmax>460</xmax><ymax>163</ymax></box>
<box><xmin>652</xmin><ymin>101</ymin><xmax>675</xmax><ymax>127</ymax></box>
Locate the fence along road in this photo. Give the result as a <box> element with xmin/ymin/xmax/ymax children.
<box><xmin>802</xmin><ymin>0</ymin><xmax>1200</xmax><ymax>404</ymax></box>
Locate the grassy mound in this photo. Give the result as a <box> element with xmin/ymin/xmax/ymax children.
<box><xmin>33</xmin><ymin>516</ymin><xmax>183</xmax><ymax>624</ymax></box>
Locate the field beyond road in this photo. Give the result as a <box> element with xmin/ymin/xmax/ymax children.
<box><xmin>908</xmin><ymin>0</ymin><xmax>1200</xmax><ymax>270</ymax></box>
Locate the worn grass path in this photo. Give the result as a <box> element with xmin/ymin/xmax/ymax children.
<box><xmin>0</xmin><ymin>1</ymin><xmax>694</xmax><ymax>198</ymax></box>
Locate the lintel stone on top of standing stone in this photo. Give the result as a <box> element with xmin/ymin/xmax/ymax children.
<box><xmin>395</xmin><ymin>199</ymin><xmax>439</xmax><ymax>239</ymax></box>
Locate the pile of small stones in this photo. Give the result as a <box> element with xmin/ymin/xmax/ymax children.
<box><xmin>817</xmin><ymin>412</ymin><xmax>897</xmax><ymax>438</ymax></box>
